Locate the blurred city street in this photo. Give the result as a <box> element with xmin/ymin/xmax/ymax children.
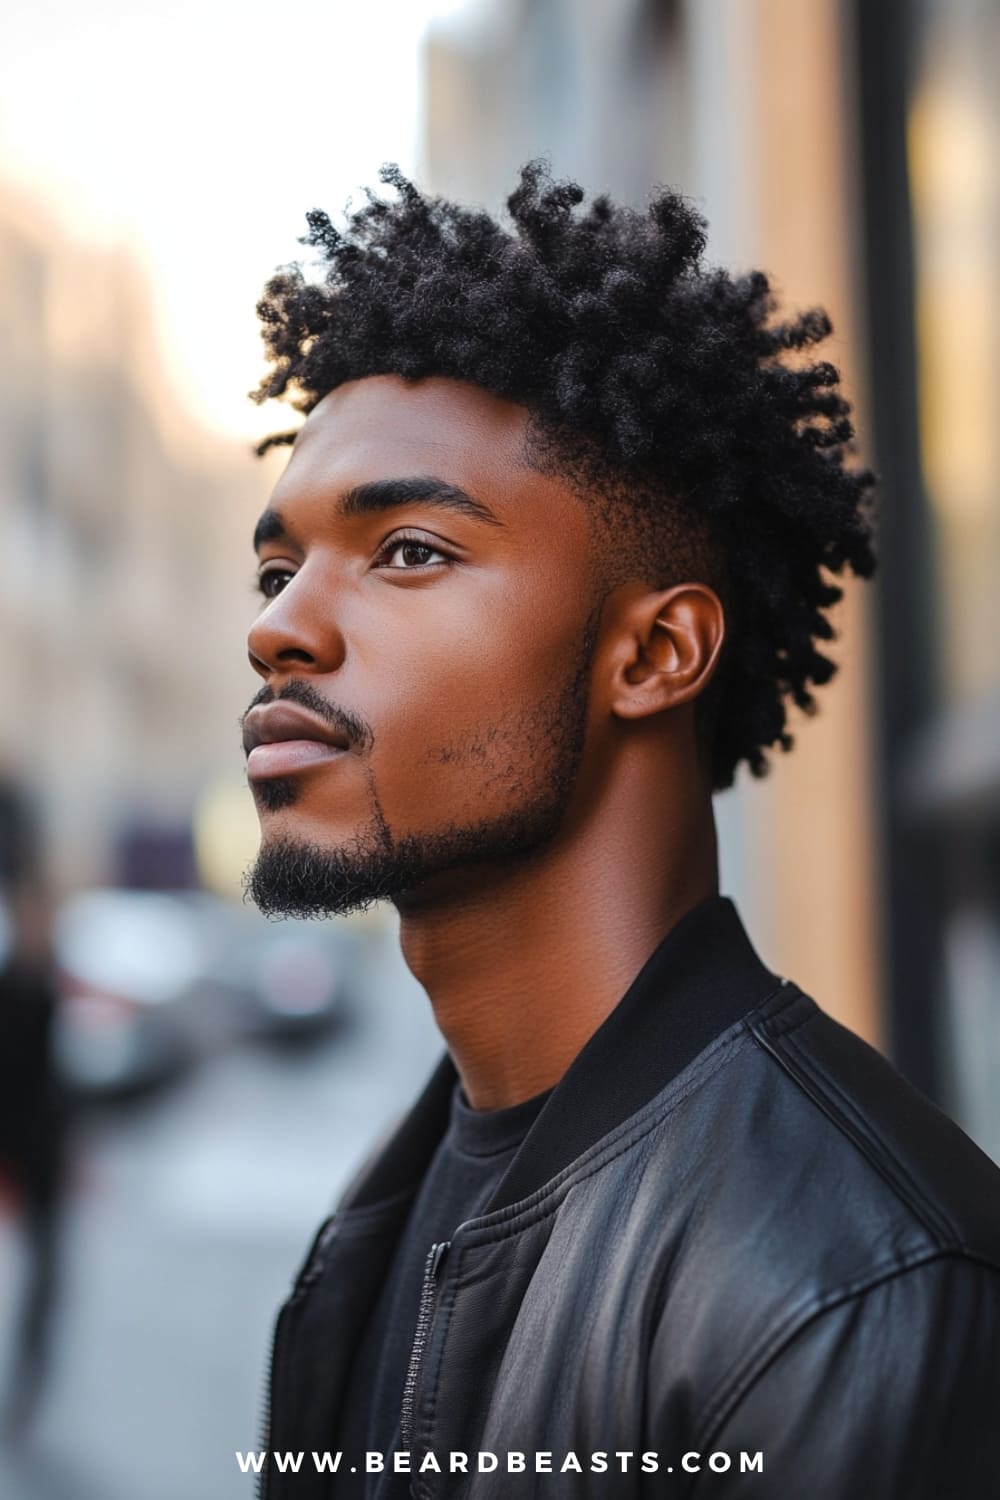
<box><xmin>0</xmin><ymin>921</ymin><xmax>442</xmax><ymax>1500</ymax></box>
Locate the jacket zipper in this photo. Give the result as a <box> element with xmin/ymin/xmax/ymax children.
<box><xmin>256</xmin><ymin>1300</ymin><xmax>282</xmax><ymax>1500</ymax></box>
<box><xmin>399</xmin><ymin>1240</ymin><xmax>450</xmax><ymax>1449</ymax></box>
<box><xmin>256</xmin><ymin>1219</ymin><xmax>338</xmax><ymax>1500</ymax></box>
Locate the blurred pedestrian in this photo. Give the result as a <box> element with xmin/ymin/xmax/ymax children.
<box><xmin>0</xmin><ymin>784</ymin><xmax>69</xmax><ymax>1444</ymax></box>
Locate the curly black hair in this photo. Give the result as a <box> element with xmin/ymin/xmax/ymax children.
<box><xmin>251</xmin><ymin>161</ymin><xmax>877</xmax><ymax>793</ymax></box>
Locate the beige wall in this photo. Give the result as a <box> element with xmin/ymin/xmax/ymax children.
<box><xmin>731</xmin><ymin>0</ymin><xmax>881</xmax><ymax>1045</ymax></box>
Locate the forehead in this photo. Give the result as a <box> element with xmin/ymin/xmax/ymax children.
<box><xmin>268</xmin><ymin>374</ymin><xmax>586</xmax><ymax>533</ymax></box>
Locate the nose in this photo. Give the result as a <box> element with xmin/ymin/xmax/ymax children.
<box><xmin>247</xmin><ymin>572</ymin><xmax>346</xmax><ymax>680</ymax></box>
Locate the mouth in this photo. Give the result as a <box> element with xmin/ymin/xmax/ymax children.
<box><xmin>242</xmin><ymin>701</ymin><xmax>352</xmax><ymax>783</ymax></box>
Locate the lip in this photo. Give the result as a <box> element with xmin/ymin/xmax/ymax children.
<box><xmin>242</xmin><ymin>701</ymin><xmax>352</xmax><ymax>782</ymax></box>
<box><xmin>246</xmin><ymin>739</ymin><xmax>347</xmax><ymax>781</ymax></box>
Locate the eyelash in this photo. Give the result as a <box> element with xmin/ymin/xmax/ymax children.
<box><xmin>374</xmin><ymin>530</ymin><xmax>453</xmax><ymax>571</ymax></box>
<box><xmin>252</xmin><ymin>531</ymin><xmax>453</xmax><ymax>599</ymax></box>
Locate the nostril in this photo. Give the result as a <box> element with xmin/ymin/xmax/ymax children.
<box><xmin>276</xmin><ymin>647</ymin><xmax>317</xmax><ymax>665</ymax></box>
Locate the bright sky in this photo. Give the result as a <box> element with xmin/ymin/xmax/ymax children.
<box><xmin>0</xmin><ymin>0</ymin><xmax>467</xmax><ymax>440</ymax></box>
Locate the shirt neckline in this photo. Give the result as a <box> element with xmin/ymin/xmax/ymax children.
<box><xmin>448</xmin><ymin>1076</ymin><xmax>555</xmax><ymax>1158</ymax></box>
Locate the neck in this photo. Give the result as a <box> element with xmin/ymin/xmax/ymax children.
<box><xmin>395</xmin><ymin>746</ymin><xmax>719</xmax><ymax>1111</ymax></box>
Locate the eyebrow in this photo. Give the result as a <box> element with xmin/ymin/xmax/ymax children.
<box><xmin>252</xmin><ymin>474</ymin><xmax>504</xmax><ymax>553</ymax></box>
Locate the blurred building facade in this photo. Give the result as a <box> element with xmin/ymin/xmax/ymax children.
<box><xmin>421</xmin><ymin>0</ymin><xmax>1000</xmax><ymax>1156</ymax></box>
<box><xmin>0</xmin><ymin>193</ymin><xmax>274</xmax><ymax>897</ymax></box>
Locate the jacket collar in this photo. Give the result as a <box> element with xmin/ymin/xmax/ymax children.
<box><xmin>340</xmin><ymin>894</ymin><xmax>781</xmax><ymax>1216</ymax></box>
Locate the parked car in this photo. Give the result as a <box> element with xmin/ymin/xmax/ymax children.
<box><xmin>51</xmin><ymin>887</ymin><xmax>361</xmax><ymax>1099</ymax></box>
<box><xmin>51</xmin><ymin>888</ymin><xmax>209</xmax><ymax>1099</ymax></box>
<box><xmin>188</xmin><ymin>893</ymin><xmax>362</xmax><ymax>1047</ymax></box>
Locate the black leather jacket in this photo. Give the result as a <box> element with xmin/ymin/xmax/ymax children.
<box><xmin>258</xmin><ymin>896</ymin><xmax>1000</xmax><ymax>1498</ymax></box>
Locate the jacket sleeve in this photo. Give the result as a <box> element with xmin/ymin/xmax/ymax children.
<box><xmin>685</xmin><ymin>1255</ymin><xmax>1000</xmax><ymax>1499</ymax></box>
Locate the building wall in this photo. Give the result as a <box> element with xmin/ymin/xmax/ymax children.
<box><xmin>0</xmin><ymin>190</ymin><xmax>275</xmax><ymax>894</ymax></box>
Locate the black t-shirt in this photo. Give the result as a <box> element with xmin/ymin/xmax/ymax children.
<box><xmin>334</xmin><ymin>1075</ymin><xmax>553</xmax><ymax>1496</ymax></box>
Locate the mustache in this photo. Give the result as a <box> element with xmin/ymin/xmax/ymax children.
<box><xmin>239</xmin><ymin>679</ymin><xmax>374</xmax><ymax>752</ymax></box>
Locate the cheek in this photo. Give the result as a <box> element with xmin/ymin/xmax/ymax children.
<box><xmin>370</xmin><ymin>595</ymin><xmax>583</xmax><ymax>821</ymax></box>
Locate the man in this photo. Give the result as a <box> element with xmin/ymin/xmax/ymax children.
<box><xmin>240</xmin><ymin>164</ymin><xmax>1000</xmax><ymax>1497</ymax></box>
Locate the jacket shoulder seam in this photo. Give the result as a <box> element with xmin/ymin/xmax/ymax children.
<box><xmin>693</xmin><ymin>1250</ymin><xmax>1000</xmax><ymax>1453</ymax></box>
<box><xmin>749</xmin><ymin>998</ymin><xmax>960</xmax><ymax>1247</ymax></box>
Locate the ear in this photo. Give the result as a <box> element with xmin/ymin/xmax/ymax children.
<box><xmin>608</xmin><ymin>583</ymin><xmax>726</xmax><ymax>723</ymax></box>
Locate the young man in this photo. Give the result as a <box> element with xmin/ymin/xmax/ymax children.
<box><xmin>240</xmin><ymin>165</ymin><xmax>1000</xmax><ymax>1497</ymax></box>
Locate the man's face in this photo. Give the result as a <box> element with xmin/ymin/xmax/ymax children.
<box><xmin>242</xmin><ymin>375</ymin><xmax>604</xmax><ymax>918</ymax></box>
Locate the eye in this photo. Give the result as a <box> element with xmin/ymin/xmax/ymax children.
<box><xmin>376</xmin><ymin>532</ymin><xmax>452</xmax><ymax>570</ymax></box>
<box><xmin>253</xmin><ymin>566</ymin><xmax>295</xmax><ymax>600</ymax></box>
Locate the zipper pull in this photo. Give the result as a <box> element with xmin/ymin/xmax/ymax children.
<box><xmin>399</xmin><ymin>1239</ymin><xmax>451</xmax><ymax>1449</ymax></box>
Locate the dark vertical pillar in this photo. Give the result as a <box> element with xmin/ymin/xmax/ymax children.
<box><xmin>848</xmin><ymin>0</ymin><xmax>945</xmax><ymax>1097</ymax></box>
